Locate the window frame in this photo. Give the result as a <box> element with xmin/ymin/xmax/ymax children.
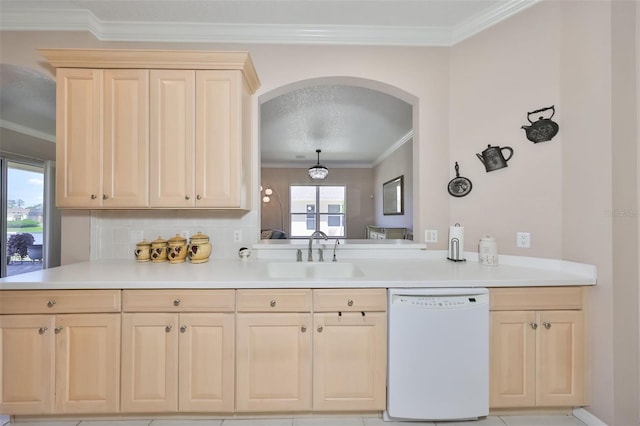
<box><xmin>289</xmin><ymin>185</ymin><xmax>346</xmax><ymax>238</ymax></box>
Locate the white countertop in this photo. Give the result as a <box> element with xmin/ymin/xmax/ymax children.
<box><xmin>0</xmin><ymin>248</ymin><xmax>597</xmax><ymax>290</ymax></box>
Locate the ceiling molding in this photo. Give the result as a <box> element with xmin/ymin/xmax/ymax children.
<box><xmin>1</xmin><ymin>2</ymin><xmax>538</xmax><ymax>46</ymax></box>
<box><xmin>451</xmin><ymin>0</ymin><xmax>538</xmax><ymax>44</ymax></box>
<box><xmin>373</xmin><ymin>130</ymin><xmax>413</xmax><ymax>167</ymax></box>
<box><xmin>0</xmin><ymin>120</ymin><xmax>56</xmax><ymax>143</ymax></box>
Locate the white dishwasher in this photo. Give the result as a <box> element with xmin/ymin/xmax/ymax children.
<box><xmin>385</xmin><ymin>288</ymin><xmax>489</xmax><ymax>422</ymax></box>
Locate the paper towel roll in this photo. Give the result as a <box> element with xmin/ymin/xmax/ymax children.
<box><xmin>448</xmin><ymin>223</ymin><xmax>465</xmax><ymax>261</ymax></box>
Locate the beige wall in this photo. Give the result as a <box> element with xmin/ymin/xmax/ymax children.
<box><xmin>261</xmin><ymin>167</ymin><xmax>375</xmax><ymax>239</ymax></box>
<box><xmin>374</xmin><ymin>140</ymin><xmax>413</xmax><ymax>230</ymax></box>
<box><xmin>1</xmin><ymin>0</ymin><xmax>638</xmax><ymax>422</ymax></box>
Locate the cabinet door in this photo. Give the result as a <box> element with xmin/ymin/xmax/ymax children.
<box><xmin>149</xmin><ymin>70</ymin><xmax>195</xmax><ymax>207</ymax></box>
<box><xmin>56</xmin><ymin>68</ymin><xmax>102</xmax><ymax>208</ymax></box>
<box><xmin>55</xmin><ymin>314</ymin><xmax>120</xmax><ymax>413</ymax></box>
<box><xmin>236</xmin><ymin>313</ymin><xmax>312</xmax><ymax>412</ymax></box>
<box><xmin>489</xmin><ymin>311</ymin><xmax>537</xmax><ymax>408</ymax></box>
<box><xmin>178</xmin><ymin>313</ymin><xmax>235</xmax><ymax>412</ymax></box>
<box><xmin>103</xmin><ymin>69</ymin><xmax>149</xmax><ymax>207</ymax></box>
<box><xmin>313</xmin><ymin>312</ymin><xmax>386</xmax><ymax>411</ymax></box>
<box><xmin>195</xmin><ymin>70</ymin><xmax>243</xmax><ymax>208</ymax></box>
<box><xmin>0</xmin><ymin>315</ymin><xmax>55</xmax><ymax>414</ymax></box>
<box><xmin>121</xmin><ymin>313</ymin><xmax>179</xmax><ymax>413</ymax></box>
<box><xmin>536</xmin><ymin>310</ymin><xmax>585</xmax><ymax>406</ymax></box>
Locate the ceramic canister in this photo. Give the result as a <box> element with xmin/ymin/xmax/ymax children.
<box><xmin>188</xmin><ymin>231</ymin><xmax>212</xmax><ymax>264</ymax></box>
<box><xmin>134</xmin><ymin>239</ymin><xmax>151</xmax><ymax>262</ymax></box>
<box><xmin>479</xmin><ymin>235</ymin><xmax>498</xmax><ymax>266</ymax></box>
<box><xmin>167</xmin><ymin>234</ymin><xmax>188</xmax><ymax>264</ymax></box>
<box><xmin>150</xmin><ymin>236</ymin><xmax>168</xmax><ymax>263</ymax></box>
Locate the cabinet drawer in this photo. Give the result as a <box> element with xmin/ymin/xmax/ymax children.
<box><xmin>313</xmin><ymin>289</ymin><xmax>387</xmax><ymax>312</ymax></box>
<box><xmin>0</xmin><ymin>290</ymin><xmax>121</xmax><ymax>314</ymax></box>
<box><xmin>490</xmin><ymin>287</ymin><xmax>583</xmax><ymax>311</ymax></box>
<box><xmin>237</xmin><ymin>289</ymin><xmax>312</xmax><ymax>312</ymax></box>
<box><xmin>123</xmin><ymin>289</ymin><xmax>235</xmax><ymax>312</ymax></box>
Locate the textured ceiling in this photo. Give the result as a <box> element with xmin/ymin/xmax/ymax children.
<box><xmin>261</xmin><ymin>85</ymin><xmax>412</xmax><ymax>167</ymax></box>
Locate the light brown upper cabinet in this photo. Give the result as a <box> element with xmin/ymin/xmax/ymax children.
<box><xmin>55</xmin><ymin>68</ymin><xmax>149</xmax><ymax>208</ymax></box>
<box><xmin>41</xmin><ymin>49</ymin><xmax>260</xmax><ymax>210</ymax></box>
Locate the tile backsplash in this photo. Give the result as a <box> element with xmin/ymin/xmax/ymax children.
<box><xmin>91</xmin><ymin>210</ymin><xmax>259</xmax><ymax>261</ymax></box>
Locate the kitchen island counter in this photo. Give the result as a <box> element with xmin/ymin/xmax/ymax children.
<box><xmin>0</xmin><ymin>250</ymin><xmax>596</xmax><ymax>290</ymax></box>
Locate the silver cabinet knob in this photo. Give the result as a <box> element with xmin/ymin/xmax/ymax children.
<box><xmin>529</xmin><ymin>322</ymin><xmax>538</xmax><ymax>330</ymax></box>
<box><xmin>102</xmin><ymin>194</ymin><xmax>108</xmax><ymax>200</ymax></box>
<box><xmin>47</xmin><ymin>300</ymin><xmax>56</xmax><ymax>308</ymax></box>
<box><xmin>91</xmin><ymin>194</ymin><xmax>97</xmax><ymax>200</ymax></box>
<box><xmin>270</xmin><ymin>300</ymin><xmax>276</xmax><ymax>307</ymax></box>
<box><xmin>165</xmin><ymin>325</ymin><xmax>172</xmax><ymax>332</ymax></box>
<box><xmin>173</xmin><ymin>299</ymin><xmax>181</xmax><ymax>306</ymax></box>
<box><xmin>38</xmin><ymin>327</ymin><xmax>48</xmax><ymax>335</ymax></box>
<box><xmin>185</xmin><ymin>195</ymin><xmax>190</xmax><ymax>200</ymax></box>
<box><xmin>347</xmin><ymin>299</ymin><xmax>354</xmax><ymax>307</ymax></box>
<box><xmin>317</xmin><ymin>326</ymin><xmax>323</xmax><ymax>333</ymax></box>
<box><xmin>55</xmin><ymin>326</ymin><xmax>63</xmax><ymax>334</ymax></box>
<box><xmin>196</xmin><ymin>195</ymin><xmax>202</xmax><ymax>200</ymax></box>
<box><xmin>301</xmin><ymin>325</ymin><xmax>307</xmax><ymax>333</ymax></box>
<box><xmin>543</xmin><ymin>322</ymin><xmax>551</xmax><ymax>329</ymax></box>
<box><xmin>180</xmin><ymin>325</ymin><xmax>187</xmax><ymax>333</ymax></box>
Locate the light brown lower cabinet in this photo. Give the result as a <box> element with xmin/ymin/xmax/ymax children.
<box><xmin>120</xmin><ymin>312</ymin><xmax>235</xmax><ymax>413</ymax></box>
<box><xmin>489</xmin><ymin>287</ymin><xmax>586</xmax><ymax>408</ymax></box>
<box><xmin>0</xmin><ymin>313</ymin><xmax>120</xmax><ymax>415</ymax></box>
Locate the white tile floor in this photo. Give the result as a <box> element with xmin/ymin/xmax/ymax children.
<box><xmin>2</xmin><ymin>415</ymin><xmax>587</xmax><ymax>426</ymax></box>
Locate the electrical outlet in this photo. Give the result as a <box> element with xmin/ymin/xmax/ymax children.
<box><xmin>234</xmin><ymin>229</ymin><xmax>242</xmax><ymax>242</ymax></box>
<box><xmin>517</xmin><ymin>232</ymin><xmax>531</xmax><ymax>248</ymax></box>
<box><xmin>425</xmin><ymin>229</ymin><xmax>438</xmax><ymax>243</ymax></box>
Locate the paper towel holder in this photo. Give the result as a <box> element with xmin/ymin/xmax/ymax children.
<box><xmin>447</xmin><ymin>223</ymin><xmax>467</xmax><ymax>262</ymax></box>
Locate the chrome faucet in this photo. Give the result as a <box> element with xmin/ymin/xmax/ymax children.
<box><xmin>332</xmin><ymin>239</ymin><xmax>340</xmax><ymax>262</ymax></box>
<box><xmin>308</xmin><ymin>231</ymin><xmax>328</xmax><ymax>262</ymax></box>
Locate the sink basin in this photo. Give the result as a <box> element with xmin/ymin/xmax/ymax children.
<box><xmin>265</xmin><ymin>262</ymin><xmax>364</xmax><ymax>279</ymax></box>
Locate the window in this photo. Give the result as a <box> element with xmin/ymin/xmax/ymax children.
<box><xmin>290</xmin><ymin>185</ymin><xmax>345</xmax><ymax>238</ymax></box>
<box><xmin>1</xmin><ymin>158</ymin><xmax>45</xmax><ymax>277</ymax></box>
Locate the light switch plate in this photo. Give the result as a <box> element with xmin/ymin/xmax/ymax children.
<box><xmin>425</xmin><ymin>229</ymin><xmax>438</xmax><ymax>243</ymax></box>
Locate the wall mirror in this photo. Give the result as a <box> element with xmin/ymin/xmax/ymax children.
<box><xmin>383</xmin><ymin>175</ymin><xmax>404</xmax><ymax>215</ymax></box>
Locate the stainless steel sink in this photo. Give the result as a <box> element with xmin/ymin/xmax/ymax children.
<box><xmin>265</xmin><ymin>262</ymin><xmax>363</xmax><ymax>279</ymax></box>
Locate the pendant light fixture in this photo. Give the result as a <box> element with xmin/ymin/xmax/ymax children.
<box><xmin>308</xmin><ymin>149</ymin><xmax>329</xmax><ymax>180</ymax></box>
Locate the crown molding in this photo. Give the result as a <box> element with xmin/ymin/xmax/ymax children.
<box><xmin>373</xmin><ymin>130</ymin><xmax>414</xmax><ymax>167</ymax></box>
<box><xmin>1</xmin><ymin>1</ymin><xmax>539</xmax><ymax>46</ymax></box>
<box><xmin>0</xmin><ymin>120</ymin><xmax>56</xmax><ymax>143</ymax></box>
<box><xmin>451</xmin><ymin>0</ymin><xmax>538</xmax><ymax>44</ymax></box>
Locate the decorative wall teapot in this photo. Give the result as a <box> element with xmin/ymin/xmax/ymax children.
<box><xmin>521</xmin><ymin>105</ymin><xmax>559</xmax><ymax>143</ymax></box>
<box><xmin>476</xmin><ymin>144</ymin><xmax>514</xmax><ymax>172</ymax></box>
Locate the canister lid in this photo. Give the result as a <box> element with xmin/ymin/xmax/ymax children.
<box><xmin>189</xmin><ymin>231</ymin><xmax>209</xmax><ymax>242</ymax></box>
<box><xmin>168</xmin><ymin>234</ymin><xmax>187</xmax><ymax>244</ymax></box>
<box><xmin>136</xmin><ymin>239</ymin><xmax>151</xmax><ymax>247</ymax></box>
<box><xmin>151</xmin><ymin>236</ymin><xmax>167</xmax><ymax>245</ymax></box>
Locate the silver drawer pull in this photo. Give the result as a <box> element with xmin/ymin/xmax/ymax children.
<box><xmin>301</xmin><ymin>325</ymin><xmax>307</xmax><ymax>333</ymax></box>
<box><xmin>180</xmin><ymin>325</ymin><xmax>187</xmax><ymax>333</ymax></box>
<box><xmin>270</xmin><ymin>300</ymin><xmax>276</xmax><ymax>307</ymax></box>
<box><xmin>317</xmin><ymin>326</ymin><xmax>323</xmax><ymax>333</ymax></box>
<box><xmin>102</xmin><ymin>194</ymin><xmax>108</xmax><ymax>200</ymax></box>
<box><xmin>38</xmin><ymin>327</ymin><xmax>48</xmax><ymax>335</ymax></box>
<box><xmin>185</xmin><ymin>195</ymin><xmax>190</xmax><ymax>200</ymax></box>
<box><xmin>529</xmin><ymin>322</ymin><xmax>538</xmax><ymax>330</ymax></box>
<box><xmin>47</xmin><ymin>300</ymin><xmax>56</xmax><ymax>308</ymax></box>
<box><xmin>543</xmin><ymin>322</ymin><xmax>551</xmax><ymax>329</ymax></box>
<box><xmin>90</xmin><ymin>194</ymin><xmax>97</xmax><ymax>200</ymax></box>
<box><xmin>165</xmin><ymin>325</ymin><xmax>172</xmax><ymax>332</ymax></box>
<box><xmin>55</xmin><ymin>327</ymin><xmax>63</xmax><ymax>334</ymax></box>
<box><xmin>196</xmin><ymin>195</ymin><xmax>202</xmax><ymax>200</ymax></box>
<box><xmin>173</xmin><ymin>299</ymin><xmax>181</xmax><ymax>306</ymax></box>
<box><xmin>347</xmin><ymin>299</ymin><xmax>354</xmax><ymax>307</ymax></box>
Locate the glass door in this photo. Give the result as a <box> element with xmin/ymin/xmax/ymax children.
<box><xmin>1</xmin><ymin>159</ymin><xmax>45</xmax><ymax>277</ymax></box>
